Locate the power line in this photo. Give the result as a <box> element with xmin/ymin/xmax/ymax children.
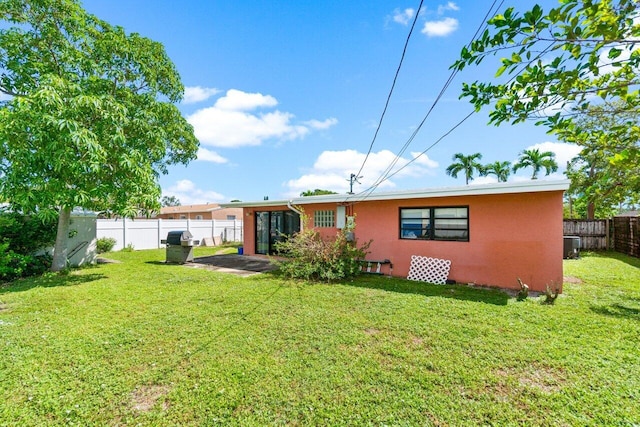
<box><xmin>348</xmin><ymin>0</ymin><xmax>504</xmax><ymax>201</ymax></box>
<box><xmin>353</xmin><ymin>0</ymin><xmax>425</xmax><ymax>181</ymax></box>
<box><xmin>371</xmin><ymin>40</ymin><xmax>558</xmax><ymax>190</ymax></box>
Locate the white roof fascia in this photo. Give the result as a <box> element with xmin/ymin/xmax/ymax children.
<box><xmin>220</xmin><ymin>180</ymin><xmax>571</xmax><ymax>208</ymax></box>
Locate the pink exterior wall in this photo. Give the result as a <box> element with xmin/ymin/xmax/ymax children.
<box><xmin>241</xmin><ymin>191</ymin><xmax>565</xmax><ymax>293</ymax></box>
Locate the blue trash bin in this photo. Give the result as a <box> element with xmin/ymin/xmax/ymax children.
<box><xmin>238</xmin><ymin>247</ymin><xmax>244</xmax><ymax>255</ymax></box>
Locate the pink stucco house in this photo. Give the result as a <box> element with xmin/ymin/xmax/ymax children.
<box><xmin>222</xmin><ymin>180</ymin><xmax>569</xmax><ymax>293</ymax></box>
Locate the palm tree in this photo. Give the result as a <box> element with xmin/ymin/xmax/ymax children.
<box><xmin>481</xmin><ymin>161</ymin><xmax>511</xmax><ymax>182</ymax></box>
<box><xmin>513</xmin><ymin>148</ymin><xmax>558</xmax><ymax>180</ymax></box>
<box><xmin>445</xmin><ymin>153</ymin><xmax>483</xmax><ymax>185</ymax></box>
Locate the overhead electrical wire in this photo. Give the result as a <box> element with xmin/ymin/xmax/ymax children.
<box><xmin>346</xmin><ymin>0</ymin><xmax>504</xmax><ymax>202</ymax></box>
<box><xmin>369</xmin><ymin>40</ymin><xmax>557</xmax><ymax>188</ymax></box>
<box><xmin>353</xmin><ymin>0</ymin><xmax>425</xmax><ymax>181</ymax></box>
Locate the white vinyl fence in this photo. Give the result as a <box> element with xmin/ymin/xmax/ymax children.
<box><xmin>97</xmin><ymin>219</ymin><xmax>243</xmax><ymax>251</ymax></box>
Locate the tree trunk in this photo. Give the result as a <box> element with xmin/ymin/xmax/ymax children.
<box><xmin>568</xmin><ymin>195</ymin><xmax>574</xmax><ymax>219</ymax></box>
<box><xmin>51</xmin><ymin>206</ymin><xmax>71</xmax><ymax>272</ymax></box>
<box><xmin>586</xmin><ymin>164</ymin><xmax>596</xmax><ymax>220</ymax></box>
<box><xmin>587</xmin><ymin>202</ymin><xmax>595</xmax><ymax>220</ymax></box>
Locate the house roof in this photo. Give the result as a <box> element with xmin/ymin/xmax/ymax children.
<box><xmin>615</xmin><ymin>210</ymin><xmax>639</xmax><ymax>217</ymax></box>
<box><xmin>221</xmin><ymin>180</ymin><xmax>571</xmax><ymax>208</ymax></box>
<box><xmin>160</xmin><ymin>203</ymin><xmax>224</xmax><ymax>214</ymax></box>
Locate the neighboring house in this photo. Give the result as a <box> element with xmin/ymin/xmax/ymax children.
<box><xmin>615</xmin><ymin>210</ymin><xmax>639</xmax><ymax>217</ymax></box>
<box><xmin>157</xmin><ymin>203</ymin><xmax>242</xmax><ymax>221</ymax></box>
<box><xmin>222</xmin><ymin>180</ymin><xmax>570</xmax><ymax>293</ymax></box>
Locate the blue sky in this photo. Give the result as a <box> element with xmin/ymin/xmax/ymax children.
<box><xmin>83</xmin><ymin>0</ymin><xmax>578</xmax><ymax>204</ymax></box>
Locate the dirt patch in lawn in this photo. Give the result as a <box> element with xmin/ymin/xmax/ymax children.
<box><xmin>130</xmin><ymin>384</ymin><xmax>171</xmax><ymax>412</ymax></box>
<box><xmin>495</xmin><ymin>365</ymin><xmax>566</xmax><ymax>394</ymax></box>
<box><xmin>564</xmin><ymin>276</ymin><xmax>583</xmax><ymax>284</ymax></box>
<box><xmin>97</xmin><ymin>257</ymin><xmax>122</xmax><ymax>264</ymax></box>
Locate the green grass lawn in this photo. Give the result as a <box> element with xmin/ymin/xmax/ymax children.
<box><xmin>1</xmin><ymin>249</ymin><xmax>639</xmax><ymax>426</ymax></box>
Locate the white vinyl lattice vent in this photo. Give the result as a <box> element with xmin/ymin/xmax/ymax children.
<box><xmin>407</xmin><ymin>255</ymin><xmax>451</xmax><ymax>284</ymax></box>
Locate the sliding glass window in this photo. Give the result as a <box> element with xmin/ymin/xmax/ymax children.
<box><xmin>400</xmin><ymin>206</ymin><xmax>468</xmax><ymax>241</ymax></box>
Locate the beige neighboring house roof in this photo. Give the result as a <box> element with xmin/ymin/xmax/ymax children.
<box><xmin>160</xmin><ymin>203</ymin><xmax>223</xmax><ymax>215</ymax></box>
<box><xmin>615</xmin><ymin>210</ymin><xmax>639</xmax><ymax>217</ymax></box>
<box><xmin>158</xmin><ymin>203</ymin><xmax>243</xmax><ymax>220</ymax></box>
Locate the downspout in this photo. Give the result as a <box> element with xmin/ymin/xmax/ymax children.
<box><xmin>287</xmin><ymin>200</ymin><xmax>304</xmax><ymax>231</ymax></box>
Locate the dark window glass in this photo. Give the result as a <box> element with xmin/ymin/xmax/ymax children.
<box><xmin>400</xmin><ymin>206</ymin><xmax>468</xmax><ymax>241</ymax></box>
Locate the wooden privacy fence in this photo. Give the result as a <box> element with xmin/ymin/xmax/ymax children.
<box><xmin>613</xmin><ymin>216</ymin><xmax>639</xmax><ymax>258</ymax></box>
<box><xmin>563</xmin><ymin>219</ymin><xmax>610</xmax><ymax>250</ymax></box>
<box><xmin>563</xmin><ymin>217</ymin><xmax>640</xmax><ymax>258</ymax></box>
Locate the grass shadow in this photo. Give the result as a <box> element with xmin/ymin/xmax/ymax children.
<box><xmin>0</xmin><ymin>273</ymin><xmax>107</xmax><ymax>294</ymax></box>
<box><xmin>348</xmin><ymin>274</ymin><xmax>511</xmax><ymax>306</ymax></box>
<box><xmin>590</xmin><ymin>299</ymin><xmax>640</xmax><ymax>321</ymax></box>
<box><xmin>145</xmin><ymin>261</ymin><xmax>171</xmax><ymax>266</ymax></box>
<box><xmin>579</xmin><ymin>251</ymin><xmax>640</xmax><ymax>269</ymax></box>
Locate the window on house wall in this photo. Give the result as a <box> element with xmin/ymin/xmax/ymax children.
<box><xmin>227</xmin><ymin>215</ymin><xmax>236</xmax><ymax>220</ymax></box>
<box><xmin>400</xmin><ymin>206</ymin><xmax>468</xmax><ymax>241</ymax></box>
<box><xmin>195</xmin><ymin>215</ymin><xmax>203</xmax><ymax>220</ymax></box>
<box><xmin>180</xmin><ymin>215</ymin><xmax>187</xmax><ymax>219</ymax></box>
<box><xmin>314</xmin><ymin>210</ymin><xmax>335</xmax><ymax>227</ymax></box>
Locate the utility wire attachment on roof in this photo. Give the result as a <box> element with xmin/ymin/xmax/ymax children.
<box><xmin>347</xmin><ymin>173</ymin><xmax>363</xmax><ymax>195</ymax></box>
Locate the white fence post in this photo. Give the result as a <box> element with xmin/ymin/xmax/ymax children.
<box><xmin>123</xmin><ymin>218</ymin><xmax>128</xmax><ymax>249</ymax></box>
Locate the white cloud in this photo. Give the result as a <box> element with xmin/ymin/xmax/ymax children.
<box><xmin>437</xmin><ymin>2</ymin><xmax>459</xmax><ymax>14</ymax></box>
<box><xmin>523</xmin><ymin>141</ymin><xmax>581</xmax><ymax>167</ymax></box>
<box><xmin>469</xmin><ymin>175</ymin><xmax>499</xmax><ymax>186</ymax></box>
<box><xmin>303</xmin><ymin>118</ymin><xmax>339</xmax><ymax>130</ymax></box>
<box><xmin>196</xmin><ymin>147</ymin><xmax>228</xmax><ymax>164</ymax></box>
<box><xmin>187</xmin><ymin>89</ymin><xmax>337</xmax><ymax>148</ymax></box>
<box><xmin>214</xmin><ymin>89</ymin><xmax>278</xmax><ymax>111</ymax></box>
<box><xmin>163</xmin><ymin>179</ymin><xmax>225</xmax><ymax>205</ymax></box>
<box><xmin>392</xmin><ymin>8</ymin><xmax>415</xmax><ymax>26</ymax></box>
<box><xmin>410</xmin><ymin>151</ymin><xmax>439</xmax><ymax>169</ymax></box>
<box><xmin>284</xmin><ymin>149</ymin><xmax>438</xmax><ymax>197</ymax></box>
<box><xmin>422</xmin><ymin>17</ymin><xmax>458</xmax><ymax>37</ymax></box>
<box><xmin>182</xmin><ymin>86</ymin><xmax>221</xmax><ymax>104</ymax></box>
<box><xmin>597</xmin><ymin>46</ymin><xmax>634</xmax><ymax>75</ymax></box>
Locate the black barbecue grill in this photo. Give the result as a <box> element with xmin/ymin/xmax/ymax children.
<box><xmin>161</xmin><ymin>230</ymin><xmax>199</xmax><ymax>263</ymax></box>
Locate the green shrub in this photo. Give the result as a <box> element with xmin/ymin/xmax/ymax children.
<box><xmin>0</xmin><ymin>212</ymin><xmax>56</xmax><ymax>281</ymax></box>
<box><xmin>0</xmin><ymin>242</ymin><xmax>51</xmax><ymax>282</ymax></box>
<box><xmin>96</xmin><ymin>237</ymin><xmax>117</xmax><ymax>254</ymax></box>
<box><xmin>0</xmin><ymin>212</ymin><xmax>57</xmax><ymax>254</ymax></box>
<box><xmin>274</xmin><ymin>228</ymin><xmax>371</xmax><ymax>282</ymax></box>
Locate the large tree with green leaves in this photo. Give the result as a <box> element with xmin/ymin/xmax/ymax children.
<box><xmin>161</xmin><ymin>196</ymin><xmax>182</xmax><ymax>207</ymax></box>
<box><xmin>300</xmin><ymin>189</ymin><xmax>338</xmax><ymax>197</ymax></box>
<box><xmin>513</xmin><ymin>148</ymin><xmax>558</xmax><ymax>180</ymax></box>
<box><xmin>445</xmin><ymin>153</ymin><xmax>483</xmax><ymax>185</ymax></box>
<box><xmin>451</xmin><ymin>0</ymin><xmax>640</xmax><ymax>195</ymax></box>
<box><xmin>0</xmin><ymin>0</ymin><xmax>199</xmax><ymax>271</ymax></box>
<box><xmin>452</xmin><ymin>0</ymin><xmax>640</xmax><ymax>128</ymax></box>
<box><xmin>563</xmin><ymin>101</ymin><xmax>640</xmax><ymax>218</ymax></box>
